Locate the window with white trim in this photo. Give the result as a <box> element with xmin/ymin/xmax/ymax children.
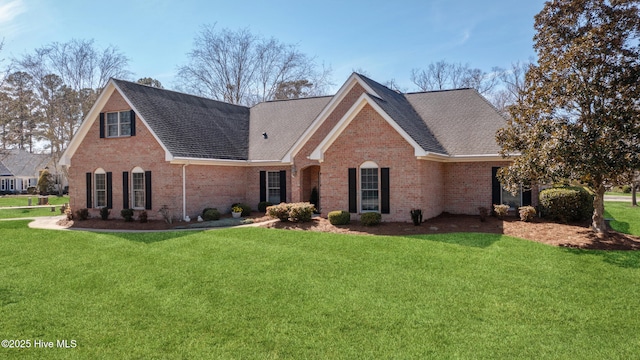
<box><xmin>0</xmin><ymin>178</ymin><xmax>5</xmax><ymax>191</ymax></box>
<box><xmin>95</xmin><ymin>168</ymin><xmax>107</xmax><ymax>208</ymax></box>
<box><xmin>267</xmin><ymin>171</ymin><xmax>281</xmax><ymax>204</ymax></box>
<box><xmin>106</xmin><ymin>111</ymin><xmax>131</xmax><ymax>137</ymax></box>
<box><xmin>132</xmin><ymin>167</ymin><xmax>145</xmax><ymax>209</ymax></box>
<box><xmin>360</xmin><ymin>161</ymin><xmax>379</xmax><ymax>212</ymax></box>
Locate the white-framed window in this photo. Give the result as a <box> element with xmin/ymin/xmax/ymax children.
<box><xmin>0</xmin><ymin>178</ymin><xmax>5</xmax><ymax>191</ymax></box>
<box><xmin>132</xmin><ymin>167</ymin><xmax>145</xmax><ymax>209</ymax></box>
<box><xmin>267</xmin><ymin>171</ymin><xmax>281</xmax><ymax>204</ymax></box>
<box><xmin>501</xmin><ymin>186</ymin><xmax>522</xmax><ymax>209</ymax></box>
<box><xmin>9</xmin><ymin>178</ymin><xmax>14</xmax><ymax>191</ymax></box>
<box><xmin>360</xmin><ymin>161</ymin><xmax>379</xmax><ymax>212</ymax></box>
<box><xmin>106</xmin><ymin>111</ymin><xmax>131</xmax><ymax>138</ymax></box>
<box><xmin>95</xmin><ymin>168</ymin><xmax>107</xmax><ymax>208</ymax></box>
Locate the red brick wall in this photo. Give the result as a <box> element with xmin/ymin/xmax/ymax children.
<box><xmin>443</xmin><ymin>161</ymin><xmax>512</xmax><ymax>214</ymax></box>
<box><xmin>292</xmin><ymin>83</ymin><xmax>366</xmax><ymax>202</ymax></box>
<box><xmin>184</xmin><ymin>165</ymin><xmax>247</xmax><ymax>217</ymax></box>
<box><xmin>320</xmin><ymin>104</ymin><xmax>430</xmax><ymax>222</ymax></box>
<box><xmin>69</xmin><ymin>90</ymin><xmax>183</xmax><ymax>220</ymax></box>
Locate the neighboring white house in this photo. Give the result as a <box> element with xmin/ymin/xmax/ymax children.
<box><xmin>0</xmin><ymin>149</ymin><xmax>63</xmax><ymax>194</ymax></box>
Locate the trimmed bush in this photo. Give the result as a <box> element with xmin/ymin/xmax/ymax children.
<box><xmin>100</xmin><ymin>207</ymin><xmax>110</xmax><ymax>220</ymax></box>
<box><xmin>203</xmin><ymin>208</ymin><xmax>221</xmax><ymax>221</ymax></box>
<box><xmin>121</xmin><ymin>208</ymin><xmax>134</xmax><ymax>222</ymax></box>
<box><xmin>621</xmin><ymin>185</ymin><xmax>632</xmax><ymax>193</ymax></box>
<box><xmin>328</xmin><ymin>210</ymin><xmax>350</xmax><ymax>225</ymax></box>
<box><xmin>493</xmin><ymin>204</ymin><xmax>510</xmax><ymax>219</ymax></box>
<box><xmin>360</xmin><ymin>212</ymin><xmax>381</xmax><ymax>226</ymax></box>
<box><xmin>75</xmin><ymin>208</ymin><xmax>89</xmax><ymax>221</ymax></box>
<box><xmin>518</xmin><ymin>206</ymin><xmax>536</xmax><ymax>222</ymax></box>
<box><xmin>231</xmin><ymin>203</ymin><xmax>252</xmax><ymax>216</ymax></box>
<box><xmin>539</xmin><ymin>186</ymin><xmax>594</xmax><ymax>222</ymax></box>
<box><xmin>266</xmin><ymin>202</ymin><xmax>315</xmax><ymax>222</ymax></box>
<box><xmin>258</xmin><ymin>201</ymin><xmax>273</xmax><ymax>213</ymax></box>
<box><xmin>478</xmin><ymin>206</ymin><xmax>489</xmax><ymax>222</ymax></box>
<box><xmin>138</xmin><ymin>211</ymin><xmax>148</xmax><ymax>223</ymax></box>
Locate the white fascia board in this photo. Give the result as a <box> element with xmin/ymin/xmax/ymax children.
<box><xmin>282</xmin><ymin>73</ymin><xmax>382</xmax><ymax>163</ymax></box>
<box><xmin>170</xmin><ymin>157</ymin><xmax>292</xmax><ymax>167</ymax></box>
<box><xmin>309</xmin><ymin>93</ymin><xmax>428</xmax><ymax>161</ymax></box>
<box><xmin>417</xmin><ymin>154</ymin><xmax>514</xmax><ymax>163</ymax></box>
<box><xmin>59</xmin><ymin>81</ymin><xmax>117</xmax><ymax>166</ymax></box>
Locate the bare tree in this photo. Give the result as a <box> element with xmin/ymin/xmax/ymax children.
<box><xmin>2</xmin><ymin>71</ymin><xmax>41</xmax><ymax>152</ymax></box>
<box><xmin>177</xmin><ymin>24</ymin><xmax>332</xmax><ymax>106</ymax></box>
<box><xmin>410</xmin><ymin>60</ymin><xmax>499</xmax><ymax>96</ymax></box>
<box><xmin>491</xmin><ymin>60</ymin><xmax>532</xmax><ymax>115</ymax></box>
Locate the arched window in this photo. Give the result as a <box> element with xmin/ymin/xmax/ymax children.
<box><xmin>132</xmin><ymin>167</ymin><xmax>145</xmax><ymax>209</ymax></box>
<box><xmin>94</xmin><ymin>168</ymin><xmax>107</xmax><ymax>208</ymax></box>
<box><xmin>360</xmin><ymin>161</ymin><xmax>379</xmax><ymax>212</ymax></box>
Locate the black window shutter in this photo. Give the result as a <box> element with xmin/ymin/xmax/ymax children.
<box><xmin>259</xmin><ymin>171</ymin><xmax>266</xmax><ymax>202</ymax></box>
<box><xmin>86</xmin><ymin>172</ymin><xmax>92</xmax><ymax>208</ymax></box>
<box><xmin>145</xmin><ymin>171</ymin><xmax>152</xmax><ymax>210</ymax></box>
<box><xmin>122</xmin><ymin>172</ymin><xmax>129</xmax><ymax>209</ymax></box>
<box><xmin>279</xmin><ymin>170</ymin><xmax>287</xmax><ymax>203</ymax></box>
<box><xmin>348</xmin><ymin>168</ymin><xmax>357</xmax><ymax>213</ymax></box>
<box><xmin>99</xmin><ymin>113</ymin><xmax>105</xmax><ymax>138</ymax></box>
<box><xmin>130</xmin><ymin>110</ymin><xmax>136</xmax><ymax>136</ymax></box>
<box><xmin>492</xmin><ymin>167</ymin><xmax>501</xmax><ymax>206</ymax></box>
<box><xmin>106</xmin><ymin>172</ymin><xmax>113</xmax><ymax>209</ymax></box>
<box><xmin>381</xmin><ymin>167</ymin><xmax>390</xmax><ymax>214</ymax></box>
<box><xmin>522</xmin><ymin>188</ymin><xmax>532</xmax><ymax>206</ymax></box>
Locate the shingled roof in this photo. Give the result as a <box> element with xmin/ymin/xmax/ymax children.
<box><xmin>105</xmin><ymin>75</ymin><xmax>504</xmax><ymax>163</ymax></box>
<box><xmin>0</xmin><ymin>149</ymin><xmax>52</xmax><ymax>177</ymax></box>
<box><xmin>113</xmin><ymin>80</ymin><xmax>250</xmax><ymax>160</ymax></box>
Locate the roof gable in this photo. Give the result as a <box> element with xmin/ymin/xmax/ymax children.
<box><xmin>0</xmin><ymin>149</ymin><xmax>51</xmax><ymax>177</ymax></box>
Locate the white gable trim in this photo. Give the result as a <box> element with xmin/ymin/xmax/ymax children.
<box><xmin>282</xmin><ymin>73</ymin><xmax>382</xmax><ymax>163</ymax></box>
<box><xmin>59</xmin><ymin>79</ymin><xmax>175</xmax><ymax>166</ymax></box>
<box><xmin>309</xmin><ymin>93</ymin><xmax>433</xmax><ymax>162</ymax></box>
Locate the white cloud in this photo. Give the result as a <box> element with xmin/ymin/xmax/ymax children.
<box><xmin>0</xmin><ymin>0</ymin><xmax>27</xmax><ymax>38</ymax></box>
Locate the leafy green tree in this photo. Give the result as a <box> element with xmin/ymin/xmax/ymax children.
<box><xmin>497</xmin><ymin>0</ymin><xmax>640</xmax><ymax>234</ymax></box>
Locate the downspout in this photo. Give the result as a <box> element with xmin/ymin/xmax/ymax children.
<box><xmin>182</xmin><ymin>163</ymin><xmax>189</xmax><ymax>221</ymax></box>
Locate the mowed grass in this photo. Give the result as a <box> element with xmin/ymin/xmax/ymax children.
<box><xmin>605</xmin><ymin>201</ymin><xmax>640</xmax><ymax>235</ymax></box>
<box><xmin>0</xmin><ymin>196</ymin><xmax>68</xmax><ymax>219</ymax></box>
<box><xmin>1</xmin><ymin>222</ymin><xmax>639</xmax><ymax>359</ymax></box>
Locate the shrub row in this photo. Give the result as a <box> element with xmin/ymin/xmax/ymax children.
<box><xmin>266</xmin><ymin>202</ymin><xmax>315</xmax><ymax>222</ymax></box>
<box><xmin>360</xmin><ymin>212</ymin><xmax>381</xmax><ymax>226</ymax></box>
<box><xmin>539</xmin><ymin>186</ymin><xmax>593</xmax><ymax>222</ymax></box>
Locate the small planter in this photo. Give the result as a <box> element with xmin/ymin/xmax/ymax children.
<box><xmin>232</xmin><ymin>211</ymin><xmax>242</xmax><ymax>219</ymax></box>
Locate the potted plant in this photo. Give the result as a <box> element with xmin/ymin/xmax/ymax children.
<box><xmin>231</xmin><ymin>205</ymin><xmax>243</xmax><ymax>218</ymax></box>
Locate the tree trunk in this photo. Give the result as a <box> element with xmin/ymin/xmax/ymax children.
<box><xmin>592</xmin><ymin>184</ymin><xmax>608</xmax><ymax>235</ymax></box>
<box><xmin>632</xmin><ymin>182</ymin><xmax>637</xmax><ymax>207</ymax></box>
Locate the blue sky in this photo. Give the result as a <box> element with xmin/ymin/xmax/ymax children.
<box><xmin>0</xmin><ymin>0</ymin><xmax>546</xmax><ymax>92</ymax></box>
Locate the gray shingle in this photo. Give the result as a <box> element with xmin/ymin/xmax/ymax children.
<box><xmin>405</xmin><ymin>89</ymin><xmax>506</xmax><ymax>156</ymax></box>
<box><xmin>0</xmin><ymin>149</ymin><xmax>51</xmax><ymax>177</ymax></box>
<box><xmin>357</xmin><ymin>74</ymin><xmax>448</xmax><ymax>155</ymax></box>
<box><xmin>249</xmin><ymin>96</ymin><xmax>331</xmax><ymax>161</ymax></box>
<box><xmin>0</xmin><ymin>160</ymin><xmax>12</xmax><ymax>176</ymax></box>
<box><xmin>113</xmin><ymin>80</ymin><xmax>250</xmax><ymax>160</ymax></box>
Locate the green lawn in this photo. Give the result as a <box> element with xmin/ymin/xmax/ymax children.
<box><xmin>0</xmin><ymin>196</ymin><xmax>68</xmax><ymax>219</ymax></box>
<box><xmin>0</xmin><ymin>195</ymin><xmax>69</xmax><ymax>207</ymax></box>
<box><xmin>1</xmin><ymin>221</ymin><xmax>639</xmax><ymax>359</ymax></box>
<box><xmin>605</xmin><ymin>201</ymin><xmax>640</xmax><ymax>235</ymax></box>
<box><xmin>605</xmin><ymin>191</ymin><xmax>632</xmax><ymax>197</ymax></box>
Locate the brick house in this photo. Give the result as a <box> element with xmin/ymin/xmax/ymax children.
<box><xmin>60</xmin><ymin>73</ymin><xmax>530</xmax><ymax>222</ymax></box>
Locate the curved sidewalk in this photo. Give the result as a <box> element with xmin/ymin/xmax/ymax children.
<box><xmin>6</xmin><ymin>215</ymin><xmax>277</xmax><ymax>232</ymax></box>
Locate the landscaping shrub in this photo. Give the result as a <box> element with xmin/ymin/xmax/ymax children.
<box><xmin>100</xmin><ymin>207</ymin><xmax>110</xmax><ymax>220</ymax></box>
<box><xmin>65</xmin><ymin>206</ymin><xmax>74</xmax><ymax>221</ymax></box>
<box><xmin>621</xmin><ymin>185</ymin><xmax>632</xmax><ymax>193</ymax></box>
<box><xmin>289</xmin><ymin>203</ymin><xmax>315</xmax><ymax>222</ymax></box>
<box><xmin>266</xmin><ymin>202</ymin><xmax>315</xmax><ymax>222</ymax></box>
<box><xmin>258</xmin><ymin>201</ymin><xmax>273</xmax><ymax>213</ymax></box>
<box><xmin>138</xmin><ymin>211</ymin><xmax>148</xmax><ymax>223</ymax></box>
<box><xmin>518</xmin><ymin>206</ymin><xmax>536</xmax><ymax>222</ymax></box>
<box><xmin>267</xmin><ymin>203</ymin><xmax>291</xmax><ymax>221</ymax></box>
<box><xmin>360</xmin><ymin>212</ymin><xmax>381</xmax><ymax>226</ymax></box>
<box><xmin>75</xmin><ymin>208</ymin><xmax>89</xmax><ymax>221</ymax></box>
<box><xmin>203</xmin><ymin>208</ymin><xmax>221</xmax><ymax>221</ymax></box>
<box><xmin>539</xmin><ymin>186</ymin><xmax>594</xmax><ymax>222</ymax></box>
<box><xmin>328</xmin><ymin>210</ymin><xmax>350</xmax><ymax>225</ymax></box>
<box><xmin>121</xmin><ymin>209</ymin><xmax>134</xmax><ymax>222</ymax></box>
<box><xmin>231</xmin><ymin>203</ymin><xmax>252</xmax><ymax>216</ymax></box>
<box><xmin>493</xmin><ymin>204</ymin><xmax>510</xmax><ymax>219</ymax></box>
<box><xmin>478</xmin><ymin>206</ymin><xmax>489</xmax><ymax>222</ymax></box>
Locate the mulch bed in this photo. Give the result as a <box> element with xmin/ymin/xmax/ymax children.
<box><xmin>58</xmin><ymin>213</ymin><xmax>640</xmax><ymax>251</ymax></box>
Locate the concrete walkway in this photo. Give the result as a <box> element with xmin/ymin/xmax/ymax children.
<box><xmin>604</xmin><ymin>195</ymin><xmax>633</xmax><ymax>202</ymax></box>
<box><xmin>0</xmin><ymin>214</ymin><xmax>278</xmax><ymax>232</ymax></box>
